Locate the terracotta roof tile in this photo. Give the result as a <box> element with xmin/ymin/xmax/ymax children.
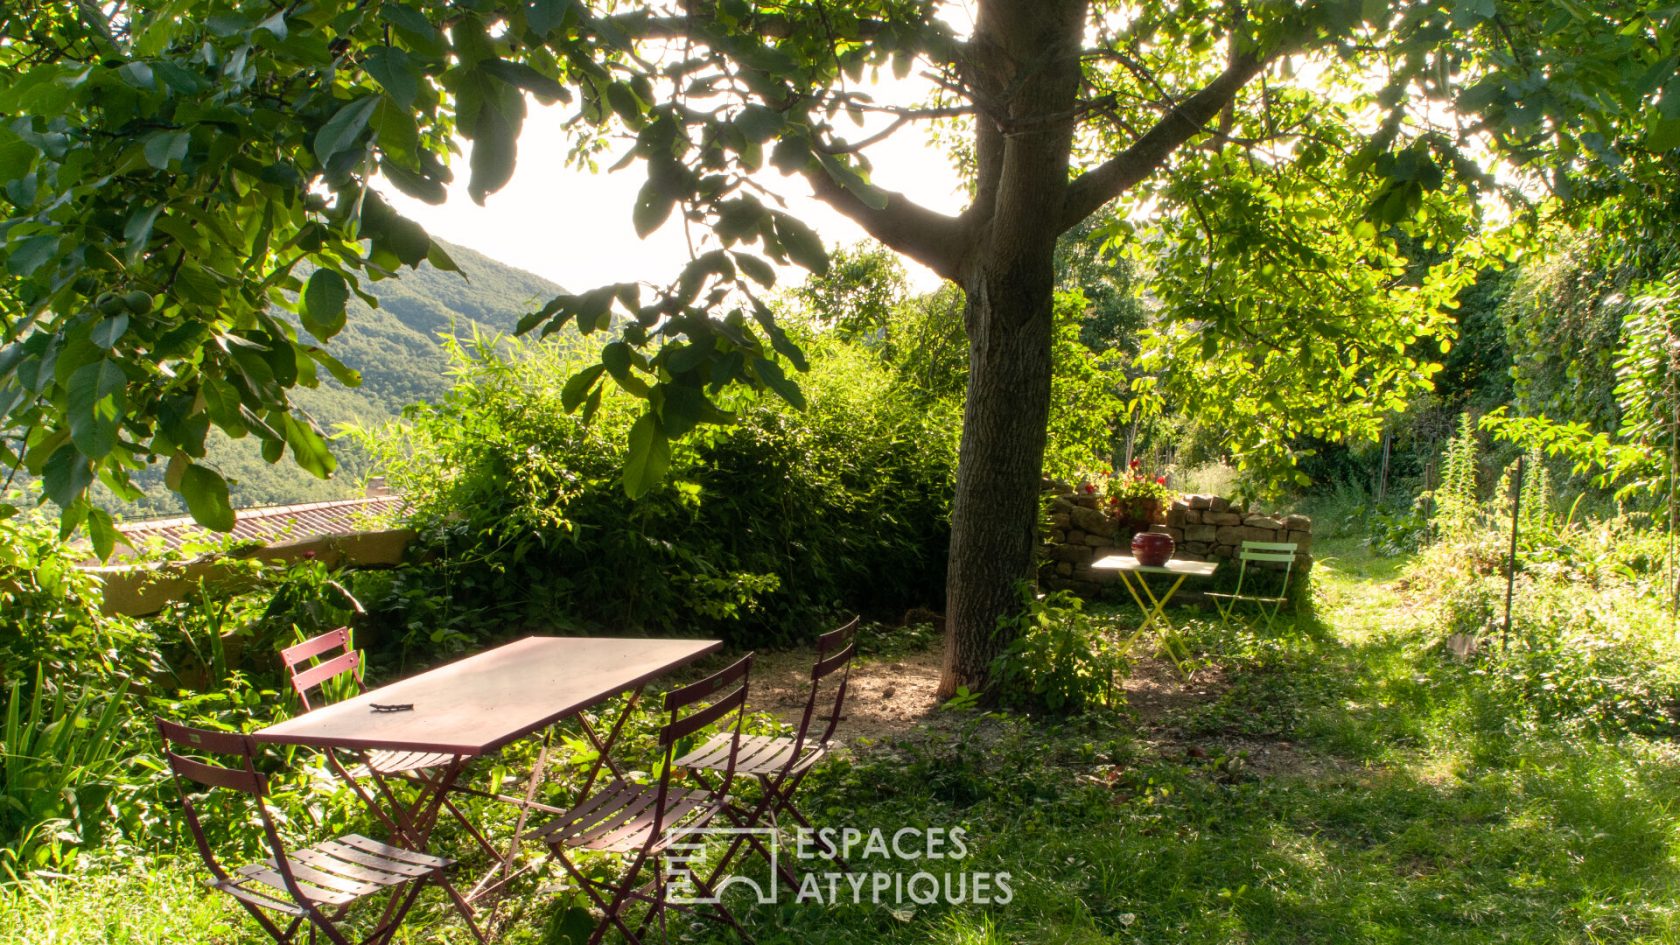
<box><xmin>117</xmin><ymin>494</ymin><xmax>408</xmax><ymax>557</ymax></box>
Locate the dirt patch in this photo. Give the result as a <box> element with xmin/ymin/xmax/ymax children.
<box><xmin>745</xmin><ymin>647</ymin><xmax>945</xmax><ymax>742</ymax></box>
<box><xmin>1122</xmin><ymin>656</ymin><xmax>1229</xmax><ymax>724</ymax></box>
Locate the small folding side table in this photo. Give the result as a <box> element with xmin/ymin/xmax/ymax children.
<box><xmin>1091</xmin><ymin>554</ymin><xmax>1218</xmax><ymax>677</ymax></box>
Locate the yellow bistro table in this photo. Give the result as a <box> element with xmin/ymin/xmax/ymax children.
<box><xmin>1092</xmin><ymin>554</ymin><xmax>1218</xmax><ymax>676</ymax></box>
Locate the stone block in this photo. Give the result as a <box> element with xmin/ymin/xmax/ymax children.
<box><xmin>1186</xmin><ymin>524</ymin><xmax>1218</xmax><ymax>543</ymax></box>
<box><xmin>1213</xmin><ymin>544</ymin><xmax>1236</xmax><ymax>559</ymax></box>
<box><xmin>1082</xmin><ymin>532</ymin><xmax>1109</xmax><ymax>547</ymax></box>
<box><xmin>1184</xmin><ymin>541</ymin><xmax>1211</xmax><ymax>555</ymax></box>
<box><xmin>1171</xmin><ymin>497</ymin><xmax>1191</xmax><ymax>512</ymax></box>
<box><xmin>1166</xmin><ymin>509</ymin><xmax>1187</xmax><ymax>528</ymax></box>
<box><xmin>1165</xmin><ymin>526</ymin><xmax>1185</xmax><ymax>543</ymax></box>
<box><xmin>1206</xmin><ymin>511</ymin><xmax>1241</xmax><ymax>526</ymax></box>
<box><xmin>1048</xmin><ymin>512</ymin><xmax>1071</xmax><ymax>529</ymax></box>
<box><xmin>1071</xmin><ymin>505</ymin><xmax>1117</xmax><ymax>537</ymax></box>
<box><xmin>1243</xmin><ymin>525</ymin><xmax>1279</xmax><ymax>543</ymax></box>
<box><xmin>1243</xmin><ymin>515</ymin><xmax>1284</xmax><ymax>530</ymax></box>
<box><xmin>1052</xmin><ymin>544</ymin><xmax>1093</xmax><ymax>566</ymax></box>
<box><xmin>1074</xmin><ymin>494</ymin><xmax>1102</xmax><ymax>510</ymax></box>
<box><xmin>1286</xmin><ymin>529</ymin><xmax>1311</xmax><ymax>550</ymax></box>
<box><xmin>1055</xmin><ymin>561</ymin><xmax>1073</xmax><ymax>576</ymax></box>
<box><xmin>1051</xmin><ymin>496</ymin><xmax>1077</xmax><ymax>514</ymax></box>
<box><xmin>1283</xmin><ymin>514</ymin><xmax>1311</xmax><ymax>530</ymax></box>
<box><xmin>1067</xmin><ymin>529</ymin><xmax>1087</xmax><ymax>545</ymax></box>
<box><xmin>1189</xmin><ymin>494</ymin><xmax>1213</xmax><ymax>510</ymax></box>
<box><xmin>1208</xmin><ymin>495</ymin><xmax>1230</xmax><ymax>512</ymax></box>
<box><xmin>1215</xmin><ymin>524</ymin><xmax>1245</xmax><ymax>546</ymax></box>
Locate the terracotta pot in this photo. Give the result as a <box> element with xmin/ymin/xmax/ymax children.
<box><xmin>1131</xmin><ymin>531</ymin><xmax>1175</xmax><ymax>567</ymax></box>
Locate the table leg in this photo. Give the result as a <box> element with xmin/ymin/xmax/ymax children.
<box><xmin>1117</xmin><ymin>572</ymin><xmax>1196</xmax><ymax>679</ymax></box>
<box><xmin>462</xmin><ymin>685</ymin><xmax>647</xmax><ymax>907</ymax></box>
<box><xmin>576</xmin><ymin>687</ymin><xmax>641</xmax><ymax>796</ymax></box>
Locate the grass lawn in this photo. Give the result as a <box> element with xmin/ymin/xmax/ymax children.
<box><xmin>7</xmin><ymin>539</ymin><xmax>1679</xmax><ymax>943</ymax></box>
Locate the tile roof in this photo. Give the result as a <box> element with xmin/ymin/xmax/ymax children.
<box><xmin>116</xmin><ymin>494</ymin><xmax>408</xmax><ymax>557</ymax></box>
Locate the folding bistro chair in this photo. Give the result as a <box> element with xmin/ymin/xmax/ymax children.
<box><xmin>678</xmin><ymin>617</ymin><xmax>857</xmax><ymax>886</ymax></box>
<box><xmin>156</xmin><ymin>718</ymin><xmax>478</xmax><ymax>945</ymax></box>
<box><xmin>280</xmin><ymin>629</ymin><xmax>492</xmax><ymax>857</ymax></box>
<box><xmin>1204</xmin><ymin>541</ymin><xmax>1300</xmax><ymax>629</ymax></box>
<box><xmin>526</xmin><ymin>654</ymin><xmax>755</xmax><ymax>945</ymax></box>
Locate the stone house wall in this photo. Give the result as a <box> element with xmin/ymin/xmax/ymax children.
<box><xmin>1040</xmin><ymin>482</ymin><xmax>1313</xmax><ymax>600</ymax></box>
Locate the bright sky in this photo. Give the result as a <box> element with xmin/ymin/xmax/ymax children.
<box><xmin>383</xmin><ymin>99</ymin><xmax>967</xmax><ymax>295</ymax></box>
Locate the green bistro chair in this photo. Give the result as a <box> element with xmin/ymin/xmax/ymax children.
<box><xmin>1205</xmin><ymin>541</ymin><xmax>1300</xmax><ymax>628</ymax></box>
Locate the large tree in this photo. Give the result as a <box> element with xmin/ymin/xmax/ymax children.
<box><xmin>1</xmin><ymin>1</ymin><xmax>1671</xmax><ymax>695</ymax></box>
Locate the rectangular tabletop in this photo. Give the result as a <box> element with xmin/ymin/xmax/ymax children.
<box><xmin>254</xmin><ymin>636</ymin><xmax>720</xmax><ymax>756</ymax></box>
<box><xmin>1092</xmin><ymin>554</ymin><xmax>1218</xmax><ymax>578</ymax></box>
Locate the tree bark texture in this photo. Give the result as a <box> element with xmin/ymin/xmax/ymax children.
<box><xmin>938</xmin><ymin>0</ymin><xmax>1086</xmax><ymax>696</ymax></box>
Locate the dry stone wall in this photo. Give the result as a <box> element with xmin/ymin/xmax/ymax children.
<box><xmin>1040</xmin><ymin>482</ymin><xmax>1313</xmax><ymax>601</ymax></box>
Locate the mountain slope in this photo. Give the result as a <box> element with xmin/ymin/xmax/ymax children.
<box><xmin>117</xmin><ymin>243</ymin><xmax>566</xmax><ymax>518</ymax></box>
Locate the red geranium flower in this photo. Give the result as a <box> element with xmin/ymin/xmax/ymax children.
<box><xmin>1129</xmin><ymin>459</ymin><xmax>1141</xmax><ymax>469</ymax></box>
<box><xmin>1156</xmin><ymin>476</ymin><xmax>1166</xmax><ymax>484</ymax></box>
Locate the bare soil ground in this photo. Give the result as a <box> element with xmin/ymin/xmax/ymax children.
<box><xmin>744</xmin><ymin>646</ymin><xmax>945</xmax><ymax>741</ymax></box>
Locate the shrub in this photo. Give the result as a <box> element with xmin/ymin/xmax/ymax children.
<box><xmin>990</xmin><ymin>588</ymin><xmax>1128</xmax><ymax>714</ymax></box>
<box><xmin>353</xmin><ymin>333</ymin><xmax>961</xmax><ymax>649</ymax></box>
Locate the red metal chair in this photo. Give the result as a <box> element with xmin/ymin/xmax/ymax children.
<box><xmin>156</xmin><ymin>718</ymin><xmax>478</xmax><ymax>945</ymax></box>
<box><xmin>280</xmin><ymin>629</ymin><xmax>491</xmax><ymax>856</ymax></box>
<box><xmin>526</xmin><ymin>654</ymin><xmax>755</xmax><ymax>945</ymax></box>
<box><xmin>678</xmin><ymin>617</ymin><xmax>858</xmax><ymax>884</ymax></box>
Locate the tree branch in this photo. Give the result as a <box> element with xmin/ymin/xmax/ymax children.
<box><xmin>1060</xmin><ymin>51</ymin><xmax>1269</xmax><ymax>231</ymax></box>
<box><xmin>800</xmin><ymin>163</ymin><xmax>967</xmax><ymax>280</ymax></box>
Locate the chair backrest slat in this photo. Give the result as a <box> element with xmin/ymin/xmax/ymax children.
<box><xmin>279</xmin><ymin>627</ymin><xmax>351</xmax><ymax>669</ymax></box>
<box><xmin>662</xmin><ymin>681</ymin><xmax>748</xmax><ymax>745</ymax></box>
<box><xmin>798</xmin><ymin>616</ymin><xmax>859</xmax><ymax>752</ymax></box>
<box><xmin>1239</xmin><ymin>540</ymin><xmax>1298</xmax><ymax>563</ymax></box>
<box><xmin>811</xmin><ymin>640</ymin><xmax>856</xmax><ymax>681</ymax></box>
<box><xmin>281</xmin><ymin>628</ymin><xmax>364</xmax><ymax>711</ymax></box>
<box><xmin>664</xmin><ymin>654</ymin><xmax>751</xmax><ymax>711</ymax></box>
<box><xmin>289</xmin><ymin>650</ymin><xmax>362</xmax><ymax>699</ymax></box>
<box><xmin>165</xmin><ymin>752</ymin><xmax>267</xmax><ymax>795</ymax></box>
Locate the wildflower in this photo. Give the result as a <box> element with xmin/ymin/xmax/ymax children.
<box><xmin>1156</xmin><ymin>476</ymin><xmax>1166</xmax><ymax>485</ymax></box>
<box><xmin>1129</xmin><ymin>459</ymin><xmax>1141</xmax><ymax>469</ymax></box>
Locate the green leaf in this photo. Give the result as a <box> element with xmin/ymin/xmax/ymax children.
<box><xmin>41</xmin><ymin>441</ymin><xmax>94</xmax><ymax>509</ymax></box>
<box><xmin>364</xmin><ymin>47</ymin><xmax>419</xmax><ymax>108</ymax></box>
<box><xmin>283</xmin><ymin>415</ymin><xmax>336</xmax><ymax>478</ymax></box>
<box><xmin>773</xmin><ymin>213</ymin><xmax>828</xmax><ymax>273</ymax></box>
<box><xmin>632</xmin><ymin>178</ymin><xmax>677</xmax><ymax>238</ymax></box>
<box><xmin>143</xmin><ymin>131</ymin><xmax>190</xmax><ymax>170</ymax></box>
<box><xmin>302</xmin><ymin>268</ymin><xmax>350</xmax><ymax>340</ymax></box>
<box><xmin>754</xmin><ymin>357</ymin><xmax>806</xmax><ymax>409</ymax></box>
<box><xmin>622</xmin><ymin>411</ymin><xmax>670</xmax><ymax>499</ymax></box>
<box><xmin>0</xmin><ymin>127</ymin><xmax>37</xmax><ymax>183</ymax></box>
<box><xmin>123</xmin><ymin>204</ymin><xmax>164</xmax><ymax>262</ymax></box>
<box><xmin>90</xmin><ymin>314</ymin><xmax>129</xmax><ymax>349</ymax></box>
<box><xmin>67</xmin><ymin>360</ymin><xmax>126</xmax><ymax>460</ymax></box>
<box><xmin>562</xmin><ymin>364</ymin><xmax>606</xmax><ymax>412</ymax></box>
<box><xmin>180</xmin><ymin>463</ymin><xmax>236</xmax><ymax>531</ymax></box>
<box><xmin>86</xmin><ymin>506</ymin><xmax>118</xmax><ymax>561</ymax></box>
<box><xmin>735</xmin><ymin>252</ymin><xmax>776</xmax><ymax>288</ymax></box>
<box><xmin>1650</xmin><ymin>116</ymin><xmax>1680</xmax><ymax>152</ymax></box>
<box><xmin>481</xmin><ymin>58</ymin><xmax>570</xmax><ymax>103</ymax></box>
<box><xmin>313</xmin><ymin>96</ymin><xmax>380</xmax><ymax>167</ymax></box>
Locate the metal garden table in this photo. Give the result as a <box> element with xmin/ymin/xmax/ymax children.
<box><xmin>254</xmin><ymin>635</ymin><xmax>721</xmax><ymax>917</ymax></box>
<box><xmin>1091</xmin><ymin>554</ymin><xmax>1217</xmax><ymax>677</ymax></box>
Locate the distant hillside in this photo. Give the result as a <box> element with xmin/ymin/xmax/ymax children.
<box><xmin>113</xmin><ymin>243</ymin><xmax>565</xmax><ymax>518</ymax></box>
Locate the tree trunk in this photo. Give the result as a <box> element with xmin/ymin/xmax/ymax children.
<box><xmin>940</xmin><ymin>264</ymin><xmax>1057</xmax><ymax>695</ymax></box>
<box><xmin>937</xmin><ymin>0</ymin><xmax>1086</xmax><ymax>698</ymax></box>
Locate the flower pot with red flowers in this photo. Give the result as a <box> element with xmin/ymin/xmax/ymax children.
<box><xmin>1104</xmin><ymin>461</ymin><xmax>1175</xmax><ymax>534</ymax></box>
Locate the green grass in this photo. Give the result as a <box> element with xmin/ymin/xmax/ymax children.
<box><xmin>7</xmin><ymin>539</ymin><xmax>1680</xmax><ymax>943</ymax></box>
